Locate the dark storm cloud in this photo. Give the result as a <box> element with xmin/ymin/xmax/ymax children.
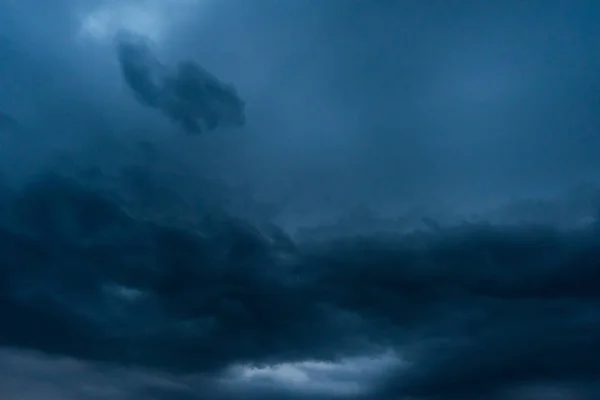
<box><xmin>116</xmin><ymin>32</ymin><xmax>245</xmax><ymax>134</ymax></box>
<box><xmin>2</xmin><ymin>1</ymin><xmax>600</xmax><ymax>399</ymax></box>
<box><xmin>0</xmin><ymin>173</ymin><xmax>600</xmax><ymax>398</ymax></box>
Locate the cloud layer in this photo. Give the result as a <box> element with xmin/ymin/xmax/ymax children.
<box><xmin>1</xmin><ymin>171</ymin><xmax>599</xmax><ymax>398</ymax></box>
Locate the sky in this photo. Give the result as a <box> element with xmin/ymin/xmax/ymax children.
<box><xmin>0</xmin><ymin>0</ymin><xmax>600</xmax><ymax>399</ymax></box>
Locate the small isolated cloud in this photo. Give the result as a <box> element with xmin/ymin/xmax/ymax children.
<box><xmin>116</xmin><ymin>32</ymin><xmax>245</xmax><ymax>134</ymax></box>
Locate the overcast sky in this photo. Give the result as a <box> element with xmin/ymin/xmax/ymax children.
<box><xmin>2</xmin><ymin>0</ymin><xmax>600</xmax><ymax>215</ymax></box>
<box><xmin>1</xmin><ymin>1</ymin><xmax>600</xmax><ymax>399</ymax></box>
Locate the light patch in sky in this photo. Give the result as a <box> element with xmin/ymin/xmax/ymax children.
<box><xmin>78</xmin><ymin>0</ymin><xmax>207</xmax><ymax>44</ymax></box>
<box><xmin>81</xmin><ymin>1</ymin><xmax>165</xmax><ymax>42</ymax></box>
<box><xmin>104</xmin><ymin>284</ymin><xmax>146</xmax><ymax>302</ymax></box>
<box><xmin>225</xmin><ymin>351</ymin><xmax>402</xmax><ymax>397</ymax></box>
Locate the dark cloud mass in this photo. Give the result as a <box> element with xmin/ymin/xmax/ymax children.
<box><xmin>116</xmin><ymin>32</ymin><xmax>245</xmax><ymax>134</ymax></box>
<box><xmin>1</xmin><ymin>0</ymin><xmax>600</xmax><ymax>399</ymax></box>
<box><xmin>0</xmin><ymin>172</ymin><xmax>599</xmax><ymax>399</ymax></box>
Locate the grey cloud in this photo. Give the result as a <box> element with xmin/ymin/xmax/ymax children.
<box><xmin>116</xmin><ymin>32</ymin><xmax>245</xmax><ymax>134</ymax></box>
<box><xmin>0</xmin><ymin>348</ymin><xmax>201</xmax><ymax>400</ymax></box>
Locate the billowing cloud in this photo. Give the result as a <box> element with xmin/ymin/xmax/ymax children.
<box><xmin>1</xmin><ymin>172</ymin><xmax>600</xmax><ymax>398</ymax></box>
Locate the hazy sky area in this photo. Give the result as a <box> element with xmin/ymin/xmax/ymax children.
<box><xmin>1</xmin><ymin>1</ymin><xmax>600</xmax><ymax>399</ymax></box>
<box><xmin>1</xmin><ymin>0</ymin><xmax>599</xmax><ymax>218</ymax></box>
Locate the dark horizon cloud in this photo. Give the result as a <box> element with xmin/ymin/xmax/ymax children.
<box><xmin>0</xmin><ymin>172</ymin><xmax>600</xmax><ymax>398</ymax></box>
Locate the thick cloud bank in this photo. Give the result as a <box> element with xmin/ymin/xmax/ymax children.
<box><xmin>1</xmin><ymin>172</ymin><xmax>600</xmax><ymax>399</ymax></box>
<box><xmin>116</xmin><ymin>32</ymin><xmax>245</xmax><ymax>134</ymax></box>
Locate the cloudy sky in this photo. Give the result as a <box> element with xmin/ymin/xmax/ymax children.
<box><xmin>0</xmin><ymin>0</ymin><xmax>600</xmax><ymax>399</ymax></box>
